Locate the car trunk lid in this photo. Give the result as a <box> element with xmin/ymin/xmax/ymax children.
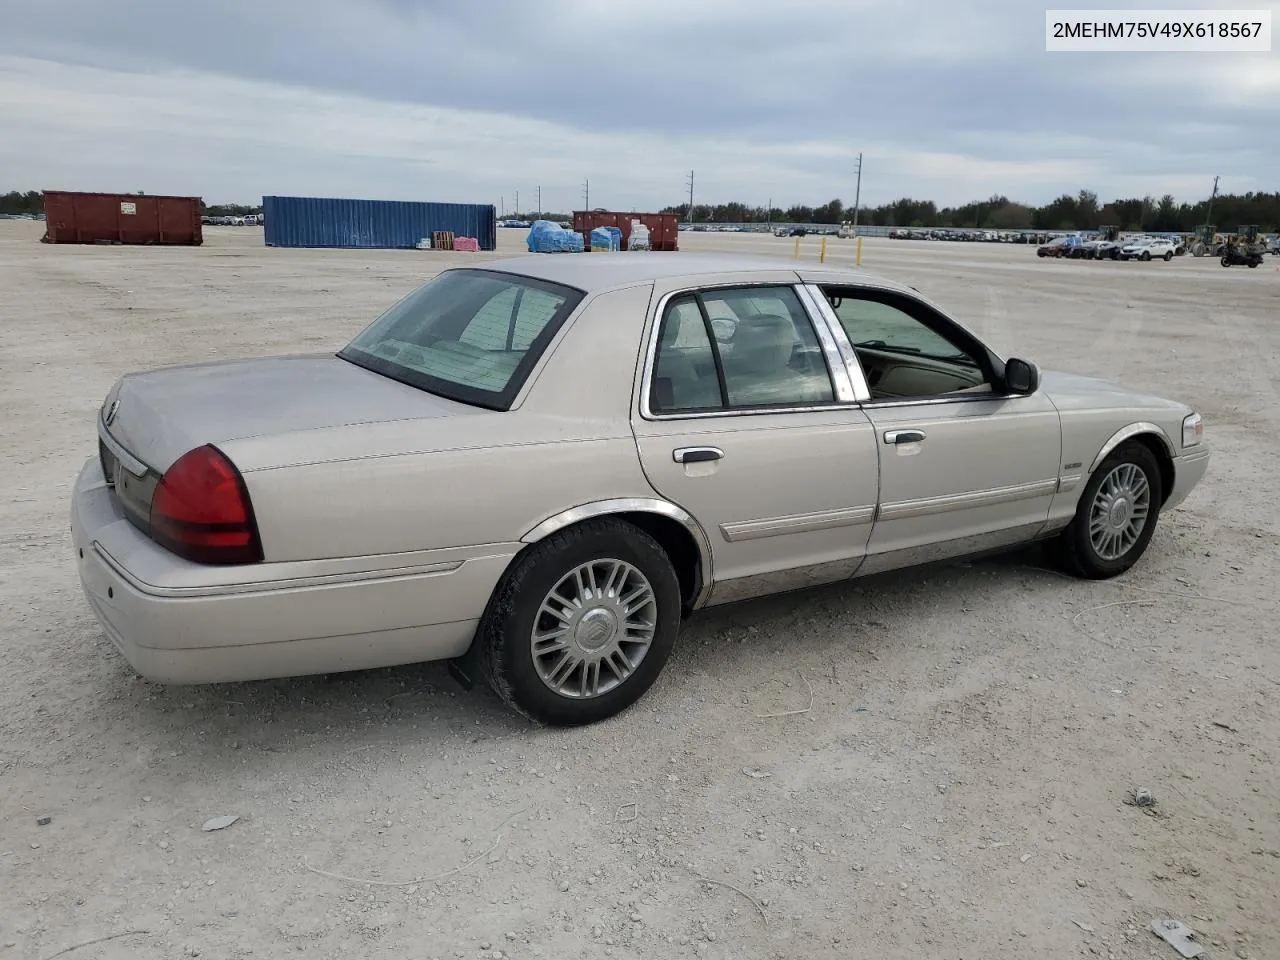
<box><xmin>99</xmin><ymin>353</ymin><xmax>480</xmax><ymax>475</ymax></box>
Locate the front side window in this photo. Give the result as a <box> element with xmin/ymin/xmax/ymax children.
<box><xmin>339</xmin><ymin>269</ymin><xmax>583</xmax><ymax>410</ymax></box>
<box><xmin>822</xmin><ymin>288</ymin><xmax>991</xmax><ymax>401</ymax></box>
<box><xmin>650</xmin><ymin>285</ymin><xmax>835</xmax><ymax>414</ymax></box>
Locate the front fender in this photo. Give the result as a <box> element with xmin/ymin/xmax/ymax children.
<box><xmin>1089</xmin><ymin>422</ymin><xmax>1175</xmax><ymax>473</ymax></box>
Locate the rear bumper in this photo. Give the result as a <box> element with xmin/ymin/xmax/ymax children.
<box><xmin>70</xmin><ymin>458</ymin><xmax>515</xmax><ymax>684</ymax></box>
<box><xmin>1165</xmin><ymin>446</ymin><xmax>1210</xmax><ymax>512</ymax></box>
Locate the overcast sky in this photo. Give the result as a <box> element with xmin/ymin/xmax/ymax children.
<box><xmin>1</xmin><ymin>0</ymin><xmax>1276</xmax><ymax>210</ymax></box>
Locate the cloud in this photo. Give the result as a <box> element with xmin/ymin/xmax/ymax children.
<box><xmin>1</xmin><ymin>0</ymin><xmax>1276</xmax><ymax>209</ymax></box>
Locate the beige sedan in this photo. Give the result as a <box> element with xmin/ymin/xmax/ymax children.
<box><xmin>72</xmin><ymin>254</ymin><xmax>1209</xmax><ymax>724</ymax></box>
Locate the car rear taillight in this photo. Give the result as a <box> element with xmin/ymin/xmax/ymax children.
<box><xmin>149</xmin><ymin>445</ymin><xmax>263</xmax><ymax>564</ymax></box>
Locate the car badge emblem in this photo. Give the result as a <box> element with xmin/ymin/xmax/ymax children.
<box><xmin>104</xmin><ymin>399</ymin><xmax>120</xmax><ymax>427</ymax></box>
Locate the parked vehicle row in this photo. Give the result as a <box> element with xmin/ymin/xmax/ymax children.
<box><xmin>689</xmin><ymin>224</ymin><xmax>767</xmax><ymax>233</ymax></box>
<box><xmin>1037</xmin><ymin>233</ymin><xmax>1184</xmax><ymax>262</ymax></box>
<box><xmin>202</xmin><ymin>214</ymin><xmax>262</xmax><ymax>226</ymax></box>
<box><xmin>773</xmin><ymin>226</ymin><xmax>842</xmax><ymax>238</ymax></box>
<box><xmin>887</xmin><ymin>228</ymin><xmax>1047</xmax><ymax>243</ymax></box>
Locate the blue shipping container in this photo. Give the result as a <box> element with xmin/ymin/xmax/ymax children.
<box><xmin>262</xmin><ymin>196</ymin><xmax>496</xmax><ymax>250</ymax></box>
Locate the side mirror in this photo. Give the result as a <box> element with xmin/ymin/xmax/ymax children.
<box><xmin>1003</xmin><ymin>357</ymin><xmax>1040</xmax><ymax>395</ymax></box>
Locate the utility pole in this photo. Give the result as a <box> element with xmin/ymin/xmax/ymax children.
<box><xmin>515</xmin><ymin>190</ymin><xmax>519</xmax><ymax>217</ymax></box>
<box><xmin>537</xmin><ymin>185</ymin><xmax>541</xmax><ymax>217</ymax></box>
<box><xmin>851</xmin><ymin>152</ymin><xmax>863</xmax><ymax>235</ymax></box>
<box><xmin>687</xmin><ymin>170</ymin><xmax>694</xmax><ymax>222</ymax></box>
<box><xmin>1205</xmin><ymin>175</ymin><xmax>1219</xmax><ymax>225</ymax></box>
<box><xmin>583</xmin><ymin>178</ymin><xmax>589</xmax><ymax>210</ymax></box>
<box><xmin>500</xmin><ymin>195</ymin><xmax>504</xmax><ymax>217</ymax></box>
<box><xmin>767</xmin><ymin>197</ymin><xmax>772</xmax><ymax>227</ymax></box>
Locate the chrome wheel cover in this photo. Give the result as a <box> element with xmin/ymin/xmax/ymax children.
<box><xmin>1089</xmin><ymin>463</ymin><xmax>1151</xmax><ymax>561</ymax></box>
<box><xmin>531</xmin><ymin>559</ymin><xmax>657</xmax><ymax>699</ymax></box>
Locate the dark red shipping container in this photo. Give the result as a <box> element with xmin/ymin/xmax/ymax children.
<box><xmin>41</xmin><ymin>191</ymin><xmax>203</xmax><ymax>246</ymax></box>
<box><xmin>573</xmin><ymin>211</ymin><xmax>679</xmax><ymax>252</ymax></box>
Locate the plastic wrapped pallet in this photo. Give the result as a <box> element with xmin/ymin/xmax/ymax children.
<box><xmin>590</xmin><ymin>226</ymin><xmax>619</xmax><ymax>252</ymax></box>
<box><xmin>627</xmin><ymin>219</ymin><xmax>650</xmax><ymax>251</ymax></box>
<box><xmin>527</xmin><ymin>220</ymin><xmax>584</xmax><ymax>253</ymax></box>
<box><xmin>453</xmin><ymin>236</ymin><xmax>480</xmax><ymax>252</ymax></box>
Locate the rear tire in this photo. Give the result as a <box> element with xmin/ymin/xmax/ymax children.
<box><xmin>1141</xmin><ymin>251</ymin><xmax>1151</xmax><ymax>261</ymax></box>
<box><xmin>477</xmin><ymin>518</ymin><xmax>682</xmax><ymax>726</ymax></box>
<box><xmin>1163</xmin><ymin>251</ymin><xmax>1172</xmax><ymax>261</ymax></box>
<box><xmin>1048</xmin><ymin>441</ymin><xmax>1163</xmax><ymax>579</ymax></box>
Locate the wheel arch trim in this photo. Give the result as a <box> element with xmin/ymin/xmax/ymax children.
<box><xmin>521</xmin><ymin>498</ymin><xmax>715</xmax><ymax>607</ymax></box>
<box><xmin>1088</xmin><ymin>422</ymin><xmax>1176</xmax><ymax>474</ymax></box>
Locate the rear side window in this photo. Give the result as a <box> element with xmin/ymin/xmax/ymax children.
<box><xmin>650</xmin><ymin>285</ymin><xmax>835</xmax><ymax>414</ymax></box>
<box><xmin>339</xmin><ymin>270</ymin><xmax>584</xmax><ymax>410</ymax></box>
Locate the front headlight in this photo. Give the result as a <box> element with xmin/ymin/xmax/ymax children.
<box><xmin>1182</xmin><ymin>412</ymin><xmax>1203</xmax><ymax>448</ymax></box>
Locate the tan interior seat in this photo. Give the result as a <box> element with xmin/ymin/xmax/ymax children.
<box><xmin>653</xmin><ymin>312</ymin><xmax>719</xmax><ymax>410</ymax></box>
<box><xmin>724</xmin><ymin>314</ymin><xmax>822</xmax><ymax>405</ymax></box>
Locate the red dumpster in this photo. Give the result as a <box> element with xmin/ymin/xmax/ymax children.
<box><xmin>41</xmin><ymin>191</ymin><xmax>204</xmax><ymax>245</ymax></box>
<box><xmin>573</xmin><ymin>211</ymin><xmax>679</xmax><ymax>252</ymax></box>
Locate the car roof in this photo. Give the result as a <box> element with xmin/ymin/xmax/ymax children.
<box><xmin>453</xmin><ymin>253</ymin><xmax>912</xmax><ymax>295</ymax></box>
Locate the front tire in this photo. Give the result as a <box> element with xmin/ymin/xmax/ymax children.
<box><xmin>477</xmin><ymin>518</ymin><xmax>682</xmax><ymax>725</ymax></box>
<box><xmin>1050</xmin><ymin>441</ymin><xmax>1164</xmax><ymax>579</ymax></box>
<box><xmin>1141</xmin><ymin>251</ymin><xmax>1151</xmax><ymax>261</ymax></box>
<box><xmin>1163</xmin><ymin>251</ymin><xmax>1173</xmax><ymax>261</ymax></box>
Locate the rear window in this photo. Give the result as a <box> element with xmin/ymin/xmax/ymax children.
<box><xmin>338</xmin><ymin>269</ymin><xmax>584</xmax><ymax>410</ymax></box>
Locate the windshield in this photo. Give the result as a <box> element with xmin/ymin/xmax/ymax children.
<box><xmin>339</xmin><ymin>269</ymin><xmax>585</xmax><ymax>410</ymax></box>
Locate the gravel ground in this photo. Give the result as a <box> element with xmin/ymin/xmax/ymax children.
<box><xmin>1</xmin><ymin>220</ymin><xmax>1277</xmax><ymax>960</ymax></box>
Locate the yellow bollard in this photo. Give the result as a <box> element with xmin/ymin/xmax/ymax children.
<box><xmin>793</xmin><ymin>236</ymin><xmax>800</xmax><ymax>259</ymax></box>
<box><xmin>820</xmin><ymin>236</ymin><xmax>827</xmax><ymax>263</ymax></box>
<box><xmin>856</xmin><ymin>237</ymin><xmax>863</xmax><ymax>266</ymax></box>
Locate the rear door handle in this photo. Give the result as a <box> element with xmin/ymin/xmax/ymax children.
<box><xmin>673</xmin><ymin>446</ymin><xmax>724</xmax><ymax>463</ymax></box>
<box><xmin>883</xmin><ymin>429</ymin><xmax>926</xmax><ymax>444</ymax></box>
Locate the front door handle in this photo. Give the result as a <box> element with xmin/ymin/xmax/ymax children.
<box><xmin>884</xmin><ymin>429</ymin><xmax>926</xmax><ymax>444</ymax></box>
<box><xmin>673</xmin><ymin>446</ymin><xmax>724</xmax><ymax>463</ymax></box>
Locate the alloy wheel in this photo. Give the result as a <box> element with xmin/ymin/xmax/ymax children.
<box><xmin>530</xmin><ymin>559</ymin><xmax>658</xmax><ymax>699</ymax></box>
<box><xmin>1088</xmin><ymin>463</ymin><xmax>1151</xmax><ymax>561</ymax></box>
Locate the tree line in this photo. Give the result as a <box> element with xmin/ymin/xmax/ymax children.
<box><xmin>0</xmin><ymin>190</ymin><xmax>42</xmax><ymax>215</ymax></box>
<box><xmin>660</xmin><ymin>190</ymin><xmax>1280</xmax><ymax>233</ymax></box>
